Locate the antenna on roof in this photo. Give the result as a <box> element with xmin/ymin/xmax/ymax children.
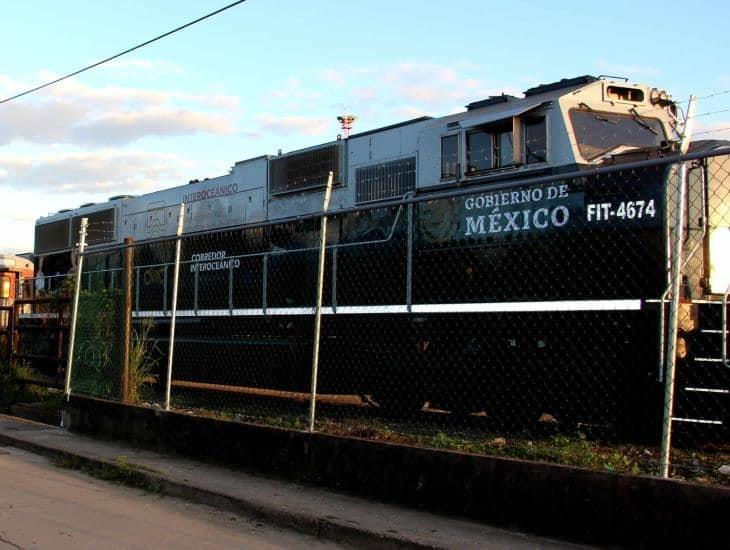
<box><xmin>337</xmin><ymin>114</ymin><xmax>357</xmax><ymax>139</ymax></box>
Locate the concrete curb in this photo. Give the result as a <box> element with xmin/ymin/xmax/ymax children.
<box><xmin>0</xmin><ymin>429</ymin><xmax>433</xmax><ymax>549</ymax></box>
<box><xmin>62</xmin><ymin>395</ymin><xmax>730</xmax><ymax>548</ymax></box>
<box><xmin>4</xmin><ymin>414</ymin><xmax>576</xmax><ymax>550</ymax></box>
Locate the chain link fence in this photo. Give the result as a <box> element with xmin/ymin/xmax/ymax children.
<box><xmin>4</xmin><ymin>274</ymin><xmax>71</xmax><ymax>387</ymax></box>
<box><xmin>63</xmin><ymin>150</ymin><xmax>730</xmax><ymax>483</ymax></box>
<box><xmin>667</xmin><ymin>152</ymin><xmax>730</xmax><ymax>481</ymax></box>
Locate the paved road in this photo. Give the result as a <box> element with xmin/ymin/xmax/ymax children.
<box><xmin>0</xmin><ymin>446</ymin><xmax>341</xmax><ymax>549</ymax></box>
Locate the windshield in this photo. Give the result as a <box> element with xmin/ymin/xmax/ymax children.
<box><xmin>569</xmin><ymin>109</ymin><xmax>666</xmax><ymax>161</ymax></box>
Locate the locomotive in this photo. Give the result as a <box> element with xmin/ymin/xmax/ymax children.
<box><xmin>32</xmin><ymin>75</ymin><xmax>730</xmax><ymax>436</ymax></box>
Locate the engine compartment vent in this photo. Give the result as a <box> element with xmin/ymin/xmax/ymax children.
<box><xmin>356</xmin><ymin>156</ymin><xmax>416</xmax><ymax>203</ymax></box>
<box><xmin>270</xmin><ymin>143</ymin><xmax>341</xmax><ymax>195</ymax></box>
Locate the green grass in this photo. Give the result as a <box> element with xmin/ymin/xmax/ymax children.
<box><xmin>0</xmin><ymin>362</ymin><xmax>61</xmax><ymax>412</ymax></box>
<box><xmin>52</xmin><ymin>453</ymin><xmax>163</xmax><ymax>493</ymax></box>
<box><xmin>92</xmin><ymin>395</ymin><xmax>730</xmax><ymax>486</ymax></box>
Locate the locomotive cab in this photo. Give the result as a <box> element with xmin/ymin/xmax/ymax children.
<box><xmin>416</xmin><ymin>76</ymin><xmax>680</xmax><ymax>193</ymax></box>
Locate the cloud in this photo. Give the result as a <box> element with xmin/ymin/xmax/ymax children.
<box><xmin>594</xmin><ymin>60</ymin><xmax>662</xmax><ymax>78</ymax></box>
<box><xmin>190</xmin><ymin>93</ymin><xmax>240</xmax><ymax>110</ymax></box>
<box><xmin>317</xmin><ymin>69</ymin><xmax>346</xmax><ymax>86</ymax></box>
<box><xmin>351</xmin><ymin>86</ymin><xmax>378</xmax><ymax>101</ymax></box>
<box><xmin>72</xmin><ymin>107</ymin><xmax>232</xmax><ymax>146</ymax></box>
<box><xmin>103</xmin><ymin>58</ymin><xmax>184</xmax><ymax>75</ymax></box>
<box><xmin>50</xmin><ymin>79</ymin><xmax>170</xmax><ymax>108</ymax></box>
<box><xmin>0</xmin><ymin>149</ymin><xmax>190</xmax><ymax>194</ymax></box>
<box><xmin>48</xmin><ymin>77</ymin><xmax>240</xmax><ymax>110</ymax></box>
<box><xmin>249</xmin><ymin>62</ymin><xmax>528</xmax><ymax>139</ymax></box>
<box><xmin>694</xmin><ymin>121</ymin><xmax>730</xmax><ymax>141</ymax></box>
<box><xmin>0</xmin><ymin>73</ymin><xmax>240</xmax><ymax>147</ymax></box>
<box><xmin>255</xmin><ymin>114</ymin><xmax>330</xmax><ymax>136</ymax></box>
<box><xmin>391</xmin><ymin>106</ymin><xmax>430</xmax><ymax>120</ymax></box>
<box><xmin>311</xmin><ymin>62</ymin><xmax>524</xmax><ymax>119</ymax></box>
<box><xmin>263</xmin><ymin>77</ymin><xmax>323</xmax><ymax>110</ymax></box>
<box><xmin>379</xmin><ymin>63</ymin><xmax>521</xmax><ymax>110</ymax></box>
<box><xmin>0</xmin><ymin>99</ymin><xmax>91</xmax><ymax>145</ymax></box>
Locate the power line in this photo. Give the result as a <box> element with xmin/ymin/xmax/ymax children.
<box><xmin>696</xmin><ymin>89</ymin><xmax>730</xmax><ymax>101</ymax></box>
<box><xmin>675</xmin><ymin>89</ymin><xmax>730</xmax><ymax>105</ymax></box>
<box><xmin>694</xmin><ymin>126</ymin><xmax>730</xmax><ymax>136</ymax></box>
<box><xmin>0</xmin><ymin>0</ymin><xmax>248</xmax><ymax>105</ymax></box>
<box><xmin>689</xmin><ymin>108</ymin><xmax>730</xmax><ymax>119</ymax></box>
<box><xmin>635</xmin><ymin>89</ymin><xmax>730</xmax><ymax>117</ymax></box>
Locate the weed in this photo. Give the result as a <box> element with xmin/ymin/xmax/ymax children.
<box><xmin>0</xmin><ymin>361</ymin><xmax>59</xmax><ymax>412</ymax></box>
<box><xmin>53</xmin><ymin>453</ymin><xmax>162</xmax><ymax>493</ymax></box>
<box><xmin>127</xmin><ymin>319</ymin><xmax>159</xmax><ymax>404</ymax></box>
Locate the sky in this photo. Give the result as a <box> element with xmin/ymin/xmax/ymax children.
<box><xmin>1</xmin><ymin>0</ymin><xmax>729</xmax><ymax>253</ymax></box>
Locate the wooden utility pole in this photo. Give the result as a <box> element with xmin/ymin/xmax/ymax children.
<box><xmin>121</xmin><ymin>237</ymin><xmax>134</xmax><ymax>403</ymax></box>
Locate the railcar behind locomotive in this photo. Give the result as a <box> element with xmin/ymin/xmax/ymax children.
<box><xmin>32</xmin><ymin>75</ymin><xmax>730</xmax><ymax>435</ymax></box>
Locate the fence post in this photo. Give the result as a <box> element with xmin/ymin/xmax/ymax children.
<box><xmin>121</xmin><ymin>237</ymin><xmax>134</xmax><ymax>404</ymax></box>
<box><xmin>165</xmin><ymin>203</ymin><xmax>185</xmax><ymax>411</ymax></box>
<box><xmin>64</xmin><ymin>217</ymin><xmax>88</xmax><ymax>402</ymax></box>
<box><xmin>659</xmin><ymin>96</ymin><xmax>696</xmax><ymax>478</ymax></box>
<box><xmin>659</xmin><ymin>163</ymin><xmax>687</xmax><ymax>477</ymax></box>
<box><xmin>406</xmin><ymin>202</ymin><xmax>414</xmax><ymax>311</ymax></box>
<box><xmin>308</xmin><ymin>171</ymin><xmax>334</xmax><ymax>432</ymax></box>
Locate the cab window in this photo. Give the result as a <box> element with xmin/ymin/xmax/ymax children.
<box><xmin>0</xmin><ymin>276</ymin><xmax>11</xmax><ymax>299</ymax></box>
<box><xmin>440</xmin><ymin>135</ymin><xmax>459</xmax><ymax>179</ymax></box>
<box><xmin>466</xmin><ymin>122</ymin><xmax>513</xmax><ymax>174</ymax></box>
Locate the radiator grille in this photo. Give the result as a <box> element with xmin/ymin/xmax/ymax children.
<box><xmin>71</xmin><ymin>208</ymin><xmax>116</xmax><ymax>245</ymax></box>
<box><xmin>270</xmin><ymin>144</ymin><xmax>341</xmax><ymax>195</ymax></box>
<box><xmin>34</xmin><ymin>219</ymin><xmax>71</xmax><ymax>254</ymax></box>
<box><xmin>356</xmin><ymin>157</ymin><xmax>416</xmax><ymax>203</ymax></box>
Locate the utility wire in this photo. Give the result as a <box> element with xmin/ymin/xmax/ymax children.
<box><xmin>696</xmin><ymin>89</ymin><xmax>730</xmax><ymax>101</ymax></box>
<box><xmin>688</xmin><ymin>108</ymin><xmax>730</xmax><ymax>119</ymax></box>
<box><xmin>674</xmin><ymin>89</ymin><xmax>730</xmax><ymax>104</ymax></box>
<box><xmin>634</xmin><ymin>89</ymin><xmax>730</xmax><ymax>116</ymax></box>
<box><xmin>0</xmin><ymin>0</ymin><xmax>248</xmax><ymax>105</ymax></box>
<box><xmin>694</xmin><ymin>126</ymin><xmax>730</xmax><ymax>136</ymax></box>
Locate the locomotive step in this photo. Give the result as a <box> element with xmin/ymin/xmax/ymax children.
<box><xmin>682</xmin><ymin>386</ymin><xmax>730</xmax><ymax>394</ymax></box>
<box><xmin>696</xmin><ymin>302</ymin><xmax>730</xmax><ymax>330</ymax></box>
<box><xmin>671</xmin><ymin>417</ymin><xmax>723</xmax><ymax>425</ymax></box>
<box><xmin>679</xmin><ymin>357</ymin><xmax>730</xmax><ymax>386</ymax></box>
<box><xmin>687</xmin><ymin>327</ymin><xmax>727</xmax><ymax>361</ymax></box>
<box><xmin>673</xmin><ymin>387</ymin><xmax>729</xmax><ymax>428</ymax></box>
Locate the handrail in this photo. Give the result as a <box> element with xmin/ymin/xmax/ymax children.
<box><xmin>722</xmin><ymin>284</ymin><xmax>730</xmax><ymax>369</ymax></box>
<box><xmin>82</xmin><ymin>203</ymin><xmax>407</xmax><ymax>273</ymax></box>
<box><xmin>657</xmin><ymin>162</ymin><xmax>707</xmax><ymax>381</ymax></box>
<box><xmin>96</xmin><ymin>201</ymin><xmax>407</xmax><ymax>314</ymax></box>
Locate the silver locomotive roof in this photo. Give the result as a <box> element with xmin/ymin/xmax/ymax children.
<box><xmin>34</xmin><ymin>75</ymin><xmax>678</xmax><ymax>256</ymax></box>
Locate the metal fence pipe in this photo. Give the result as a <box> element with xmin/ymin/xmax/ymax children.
<box><xmin>331</xmin><ymin>247</ymin><xmax>337</xmax><ymax>313</ymax></box>
<box><xmin>228</xmin><ymin>262</ymin><xmax>234</xmax><ymax>314</ymax></box>
<box><xmin>406</xmin><ymin>202</ymin><xmax>414</xmax><ymax>311</ymax></box>
<box><xmin>163</xmin><ymin>264</ymin><xmax>169</xmax><ymax>312</ymax></box>
<box><xmin>308</xmin><ymin>171</ymin><xmax>334</xmax><ymax>432</ymax></box>
<box><xmin>64</xmin><ymin>217</ymin><xmax>88</xmax><ymax>403</ymax></box>
<box><xmin>660</xmin><ymin>97</ymin><xmax>696</xmax><ymax>478</ymax></box>
<box><xmin>660</xmin><ymin>162</ymin><xmax>687</xmax><ymax>478</ymax></box>
<box><xmin>165</xmin><ymin>204</ymin><xmax>186</xmax><ymax>411</ymax></box>
<box><xmin>262</xmin><ymin>254</ymin><xmax>268</xmax><ymax>314</ymax></box>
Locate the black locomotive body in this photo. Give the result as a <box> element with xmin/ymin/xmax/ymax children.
<box><xmin>96</xmin><ymin>162</ymin><xmax>671</xmax><ymax>436</ymax></box>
